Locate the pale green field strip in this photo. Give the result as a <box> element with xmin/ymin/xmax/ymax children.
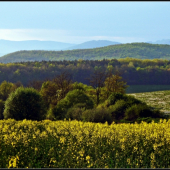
<box><xmin>128</xmin><ymin>90</ymin><xmax>170</xmax><ymax>114</ymax></box>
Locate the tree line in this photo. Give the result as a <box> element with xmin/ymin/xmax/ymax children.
<box><xmin>0</xmin><ymin>58</ymin><xmax>170</xmax><ymax>86</ymax></box>
<box><xmin>0</xmin><ymin>69</ymin><xmax>166</xmax><ymax>124</ymax></box>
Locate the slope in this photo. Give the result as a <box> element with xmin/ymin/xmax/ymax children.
<box><xmin>1</xmin><ymin>42</ymin><xmax>170</xmax><ymax>63</ymax></box>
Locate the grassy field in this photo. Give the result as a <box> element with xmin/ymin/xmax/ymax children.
<box><xmin>128</xmin><ymin>90</ymin><xmax>170</xmax><ymax>113</ymax></box>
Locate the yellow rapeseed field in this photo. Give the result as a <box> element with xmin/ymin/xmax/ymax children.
<box><xmin>1</xmin><ymin>118</ymin><xmax>170</xmax><ymax>168</ymax></box>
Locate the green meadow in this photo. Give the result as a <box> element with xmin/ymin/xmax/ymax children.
<box><xmin>128</xmin><ymin>89</ymin><xmax>170</xmax><ymax>113</ymax></box>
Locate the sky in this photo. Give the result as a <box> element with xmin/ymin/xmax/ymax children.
<box><xmin>0</xmin><ymin>1</ymin><xmax>170</xmax><ymax>44</ymax></box>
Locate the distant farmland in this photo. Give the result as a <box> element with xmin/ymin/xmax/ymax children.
<box><xmin>128</xmin><ymin>89</ymin><xmax>170</xmax><ymax>113</ymax></box>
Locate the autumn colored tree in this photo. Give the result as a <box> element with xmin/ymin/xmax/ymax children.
<box><xmin>104</xmin><ymin>70</ymin><xmax>128</xmax><ymax>98</ymax></box>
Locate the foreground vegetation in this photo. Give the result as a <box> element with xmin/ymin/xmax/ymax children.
<box><xmin>0</xmin><ymin>70</ymin><xmax>165</xmax><ymax>124</ymax></box>
<box><xmin>0</xmin><ymin>61</ymin><xmax>169</xmax><ymax>168</ymax></box>
<box><xmin>1</xmin><ymin>119</ymin><xmax>170</xmax><ymax>168</ymax></box>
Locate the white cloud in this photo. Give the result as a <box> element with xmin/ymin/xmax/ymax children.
<box><xmin>0</xmin><ymin>29</ymin><xmax>147</xmax><ymax>44</ymax></box>
<box><xmin>0</xmin><ymin>29</ymin><xmax>69</xmax><ymax>42</ymax></box>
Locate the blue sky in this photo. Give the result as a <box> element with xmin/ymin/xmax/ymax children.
<box><xmin>0</xmin><ymin>1</ymin><xmax>170</xmax><ymax>44</ymax></box>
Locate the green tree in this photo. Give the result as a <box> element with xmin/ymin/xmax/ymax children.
<box><xmin>0</xmin><ymin>81</ymin><xmax>18</xmax><ymax>101</ymax></box>
<box><xmin>40</xmin><ymin>80</ymin><xmax>59</xmax><ymax>108</ymax></box>
<box><xmin>3</xmin><ymin>87</ymin><xmax>46</xmax><ymax>121</ymax></box>
<box><xmin>51</xmin><ymin>89</ymin><xmax>94</xmax><ymax>120</ymax></box>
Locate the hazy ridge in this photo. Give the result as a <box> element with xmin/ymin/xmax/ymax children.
<box><xmin>1</xmin><ymin>42</ymin><xmax>170</xmax><ymax>63</ymax></box>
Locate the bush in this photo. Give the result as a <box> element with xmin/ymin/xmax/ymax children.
<box><xmin>64</xmin><ymin>89</ymin><xmax>94</xmax><ymax>109</ymax></box>
<box><xmin>124</xmin><ymin>104</ymin><xmax>140</xmax><ymax>121</ymax></box>
<box><xmin>65</xmin><ymin>103</ymin><xmax>88</xmax><ymax>121</ymax></box>
<box><xmin>82</xmin><ymin>108</ymin><xmax>112</xmax><ymax>124</ymax></box>
<box><xmin>135</xmin><ymin>103</ymin><xmax>155</xmax><ymax>118</ymax></box>
<box><xmin>45</xmin><ymin>105</ymin><xmax>56</xmax><ymax>121</ymax></box>
<box><xmin>151</xmin><ymin>109</ymin><xmax>165</xmax><ymax>118</ymax></box>
<box><xmin>50</xmin><ymin>99</ymin><xmax>69</xmax><ymax>120</ymax></box>
<box><xmin>135</xmin><ymin>117</ymin><xmax>154</xmax><ymax>123</ymax></box>
<box><xmin>51</xmin><ymin>90</ymin><xmax>94</xmax><ymax>120</ymax></box>
<box><xmin>107</xmin><ymin>93</ymin><xmax>143</xmax><ymax>107</ymax></box>
<box><xmin>66</xmin><ymin>107</ymin><xmax>83</xmax><ymax>121</ymax></box>
<box><xmin>107</xmin><ymin>93</ymin><xmax>125</xmax><ymax>106</ymax></box>
<box><xmin>124</xmin><ymin>103</ymin><xmax>164</xmax><ymax>122</ymax></box>
<box><xmin>0</xmin><ymin>99</ymin><xmax>5</xmax><ymax>119</ymax></box>
<box><xmin>109</xmin><ymin>100</ymin><xmax>129</xmax><ymax>121</ymax></box>
<box><xmin>3</xmin><ymin>87</ymin><xmax>46</xmax><ymax>121</ymax></box>
<box><xmin>125</xmin><ymin>95</ymin><xmax>143</xmax><ymax>106</ymax></box>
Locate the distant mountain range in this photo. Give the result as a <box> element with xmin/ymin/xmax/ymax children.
<box><xmin>1</xmin><ymin>38</ymin><xmax>170</xmax><ymax>60</ymax></box>
<box><xmin>0</xmin><ymin>39</ymin><xmax>120</xmax><ymax>57</ymax></box>
<box><xmin>0</xmin><ymin>39</ymin><xmax>76</xmax><ymax>57</ymax></box>
<box><xmin>63</xmin><ymin>40</ymin><xmax>121</xmax><ymax>50</ymax></box>
<box><xmin>1</xmin><ymin>43</ymin><xmax>170</xmax><ymax>63</ymax></box>
<box><xmin>148</xmin><ymin>39</ymin><xmax>170</xmax><ymax>45</ymax></box>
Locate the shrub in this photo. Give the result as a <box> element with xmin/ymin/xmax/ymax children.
<box><xmin>124</xmin><ymin>103</ymin><xmax>163</xmax><ymax>122</ymax></box>
<box><xmin>124</xmin><ymin>104</ymin><xmax>140</xmax><ymax>121</ymax></box>
<box><xmin>65</xmin><ymin>103</ymin><xmax>88</xmax><ymax>121</ymax></box>
<box><xmin>107</xmin><ymin>93</ymin><xmax>143</xmax><ymax>108</ymax></box>
<box><xmin>109</xmin><ymin>100</ymin><xmax>129</xmax><ymax>121</ymax></box>
<box><xmin>82</xmin><ymin>107</ymin><xmax>112</xmax><ymax>124</ymax></box>
<box><xmin>125</xmin><ymin>95</ymin><xmax>143</xmax><ymax>106</ymax></box>
<box><xmin>50</xmin><ymin>99</ymin><xmax>69</xmax><ymax>120</ymax></box>
<box><xmin>51</xmin><ymin>90</ymin><xmax>94</xmax><ymax>120</ymax></box>
<box><xmin>135</xmin><ymin>117</ymin><xmax>153</xmax><ymax>123</ymax></box>
<box><xmin>45</xmin><ymin>105</ymin><xmax>56</xmax><ymax>121</ymax></box>
<box><xmin>151</xmin><ymin>109</ymin><xmax>165</xmax><ymax>118</ymax></box>
<box><xmin>3</xmin><ymin>87</ymin><xmax>46</xmax><ymax>121</ymax></box>
<box><xmin>134</xmin><ymin>103</ymin><xmax>155</xmax><ymax>118</ymax></box>
<box><xmin>0</xmin><ymin>99</ymin><xmax>5</xmax><ymax>119</ymax></box>
<box><xmin>107</xmin><ymin>93</ymin><xmax>125</xmax><ymax>106</ymax></box>
<box><xmin>64</xmin><ymin>89</ymin><xmax>94</xmax><ymax>109</ymax></box>
<box><xmin>66</xmin><ymin>107</ymin><xmax>83</xmax><ymax>121</ymax></box>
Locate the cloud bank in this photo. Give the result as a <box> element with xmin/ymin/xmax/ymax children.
<box><xmin>0</xmin><ymin>29</ymin><xmax>146</xmax><ymax>44</ymax></box>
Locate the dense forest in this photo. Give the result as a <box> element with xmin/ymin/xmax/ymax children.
<box><xmin>0</xmin><ymin>58</ymin><xmax>170</xmax><ymax>86</ymax></box>
<box><xmin>1</xmin><ymin>43</ymin><xmax>170</xmax><ymax>63</ymax></box>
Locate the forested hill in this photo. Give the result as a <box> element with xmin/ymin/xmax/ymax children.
<box><xmin>1</xmin><ymin>43</ymin><xmax>170</xmax><ymax>63</ymax></box>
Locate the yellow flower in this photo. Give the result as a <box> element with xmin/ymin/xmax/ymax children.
<box><xmin>8</xmin><ymin>156</ymin><xmax>19</xmax><ymax>168</ymax></box>
<box><xmin>79</xmin><ymin>150</ymin><xmax>85</xmax><ymax>157</ymax></box>
<box><xmin>127</xmin><ymin>158</ymin><xmax>131</xmax><ymax>164</ymax></box>
<box><xmin>86</xmin><ymin>155</ymin><xmax>91</xmax><ymax>163</ymax></box>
